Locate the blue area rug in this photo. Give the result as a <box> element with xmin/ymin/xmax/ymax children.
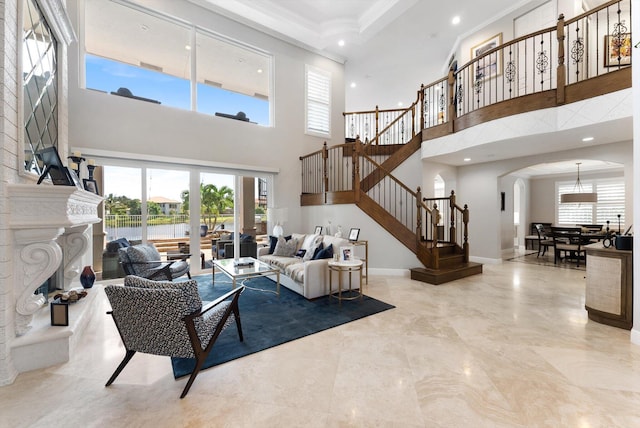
<box><xmin>171</xmin><ymin>273</ymin><xmax>394</xmax><ymax>378</ymax></box>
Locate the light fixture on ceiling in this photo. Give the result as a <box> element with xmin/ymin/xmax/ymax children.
<box><xmin>350</xmin><ymin>82</ymin><xmax>356</xmax><ymax>88</ymax></box>
<box><xmin>338</xmin><ymin>40</ymin><xmax>345</xmax><ymax>47</ymax></box>
<box><xmin>582</xmin><ymin>136</ymin><xmax>594</xmax><ymax>142</ymax></box>
<box><xmin>560</xmin><ymin>162</ymin><xmax>598</xmax><ymax>203</ymax></box>
<box><xmin>452</xmin><ymin>16</ymin><xmax>461</xmax><ymax>25</ymax></box>
<box><xmin>463</xmin><ymin>158</ymin><xmax>471</xmax><ymax>162</ymax></box>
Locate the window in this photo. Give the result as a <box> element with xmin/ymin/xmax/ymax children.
<box><xmin>305</xmin><ymin>65</ymin><xmax>331</xmax><ymax>136</ymax></box>
<box><xmin>84</xmin><ymin>0</ymin><xmax>271</xmax><ymax>124</ymax></box>
<box><xmin>84</xmin><ymin>1</ymin><xmax>191</xmax><ymax>108</ymax></box>
<box><xmin>195</xmin><ymin>30</ymin><xmax>270</xmax><ymax>125</ymax></box>
<box><xmin>557</xmin><ymin>177</ymin><xmax>625</xmax><ymax>226</ymax></box>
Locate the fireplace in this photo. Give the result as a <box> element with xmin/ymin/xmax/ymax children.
<box><xmin>6</xmin><ymin>184</ymin><xmax>102</xmax><ymax>376</ymax></box>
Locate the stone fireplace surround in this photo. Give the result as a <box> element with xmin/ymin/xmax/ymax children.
<box><xmin>5</xmin><ymin>184</ymin><xmax>102</xmax><ymax>376</ymax></box>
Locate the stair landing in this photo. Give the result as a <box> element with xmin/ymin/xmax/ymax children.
<box><xmin>410</xmin><ymin>262</ymin><xmax>483</xmax><ymax>285</ymax></box>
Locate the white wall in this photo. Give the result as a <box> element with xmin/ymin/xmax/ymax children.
<box><xmin>66</xmin><ymin>0</ymin><xmax>345</xmax><ymax>235</ymax></box>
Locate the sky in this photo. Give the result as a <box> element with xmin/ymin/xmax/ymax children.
<box><xmin>104</xmin><ymin>166</ymin><xmax>235</xmax><ymax>202</ymax></box>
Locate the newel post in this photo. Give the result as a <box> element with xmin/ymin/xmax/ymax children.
<box><xmin>322</xmin><ymin>142</ymin><xmax>328</xmax><ymax>204</ymax></box>
<box><xmin>353</xmin><ymin>139</ymin><xmax>361</xmax><ymax>202</ymax></box>
<box><xmin>463</xmin><ymin>204</ymin><xmax>470</xmax><ymax>262</ymax></box>
<box><xmin>556</xmin><ymin>14</ymin><xmax>566</xmax><ymax>105</ymax></box>
<box><xmin>449</xmin><ymin>190</ymin><xmax>456</xmax><ymax>244</ymax></box>
<box><xmin>419</xmin><ymin>84</ymin><xmax>425</xmax><ymax>131</ymax></box>
<box><xmin>447</xmin><ymin>69</ymin><xmax>456</xmax><ymax>132</ymax></box>
<box><xmin>415</xmin><ymin>186</ymin><xmax>422</xmax><ymax>245</ymax></box>
<box><xmin>374</xmin><ymin>105</ymin><xmax>379</xmax><ymax>145</ymax></box>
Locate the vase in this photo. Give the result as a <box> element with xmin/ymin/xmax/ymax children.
<box><xmin>80</xmin><ymin>266</ymin><xmax>96</xmax><ymax>289</ymax></box>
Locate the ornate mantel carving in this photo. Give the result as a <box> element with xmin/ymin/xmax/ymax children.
<box><xmin>8</xmin><ymin>184</ymin><xmax>102</xmax><ymax>335</ymax></box>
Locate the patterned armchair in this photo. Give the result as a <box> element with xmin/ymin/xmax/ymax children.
<box><xmin>104</xmin><ymin>276</ymin><xmax>244</xmax><ymax>398</ymax></box>
<box><xmin>118</xmin><ymin>243</ymin><xmax>191</xmax><ymax>281</ymax></box>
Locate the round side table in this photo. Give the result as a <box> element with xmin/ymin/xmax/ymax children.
<box><xmin>328</xmin><ymin>259</ymin><xmax>364</xmax><ymax>303</ymax></box>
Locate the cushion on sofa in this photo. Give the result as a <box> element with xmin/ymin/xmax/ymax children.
<box><xmin>302</xmin><ymin>235</ymin><xmax>324</xmax><ymax>261</ymax></box>
<box><xmin>268</xmin><ymin>234</ymin><xmax>292</xmax><ymax>254</ymax></box>
<box><xmin>285</xmin><ymin>262</ymin><xmax>306</xmax><ymax>283</ymax></box>
<box><xmin>260</xmin><ymin>254</ymin><xmax>303</xmax><ymax>271</ymax></box>
<box><xmin>313</xmin><ymin>243</ymin><xmax>333</xmax><ymax>259</ymax></box>
<box><xmin>273</xmin><ymin>236</ymin><xmax>298</xmax><ymax>256</ymax></box>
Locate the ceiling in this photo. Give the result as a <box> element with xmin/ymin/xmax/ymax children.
<box><xmin>88</xmin><ymin>0</ymin><xmax>628</xmax><ymax>177</ymax></box>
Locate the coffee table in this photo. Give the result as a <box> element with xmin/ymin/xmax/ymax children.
<box><xmin>213</xmin><ymin>257</ymin><xmax>280</xmax><ymax>295</ymax></box>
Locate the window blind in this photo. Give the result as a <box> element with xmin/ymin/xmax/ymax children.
<box><xmin>306</xmin><ymin>66</ymin><xmax>331</xmax><ymax>135</ymax></box>
<box><xmin>557</xmin><ymin>178</ymin><xmax>625</xmax><ymax>226</ymax></box>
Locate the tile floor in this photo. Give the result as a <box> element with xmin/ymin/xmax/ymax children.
<box><xmin>2</xmin><ymin>255</ymin><xmax>640</xmax><ymax>427</ymax></box>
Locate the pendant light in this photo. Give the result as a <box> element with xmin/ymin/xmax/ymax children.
<box><xmin>560</xmin><ymin>162</ymin><xmax>597</xmax><ymax>203</ymax></box>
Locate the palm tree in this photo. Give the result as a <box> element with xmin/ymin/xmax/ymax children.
<box><xmin>203</xmin><ymin>184</ymin><xmax>234</xmax><ymax>230</ymax></box>
<box><xmin>181</xmin><ymin>184</ymin><xmax>234</xmax><ymax>230</ymax></box>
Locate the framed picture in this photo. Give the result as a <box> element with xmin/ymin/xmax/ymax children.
<box><xmin>348</xmin><ymin>228</ymin><xmax>360</xmax><ymax>242</ymax></box>
<box><xmin>340</xmin><ymin>245</ymin><xmax>354</xmax><ymax>262</ymax></box>
<box><xmin>83</xmin><ymin>179</ymin><xmax>99</xmax><ymax>195</ymax></box>
<box><xmin>35</xmin><ymin>146</ymin><xmax>74</xmax><ymax>186</ymax></box>
<box><xmin>314</xmin><ymin>226</ymin><xmax>323</xmax><ymax>235</ymax></box>
<box><xmin>604</xmin><ymin>33</ymin><xmax>631</xmax><ymax>67</ymax></box>
<box><xmin>471</xmin><ymin>33</ymin><xmax>502</xmax><ymax>81</ymax></box>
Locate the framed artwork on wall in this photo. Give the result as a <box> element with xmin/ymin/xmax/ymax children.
<box><xmin>604</xmin><ymin>33</ymin><xmax>631</xmax><ymax>67</ymax></box>
<box><xmin>471</xmin><ymin>33</ymin><xmax>502</xmax><ymax>81</ymax></box>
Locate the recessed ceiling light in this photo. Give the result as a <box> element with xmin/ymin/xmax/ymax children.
<box><xmin>582</xmin><ymin>136</ymin><xmax>594</xmax><ymax>142</ymax></box>
<box><xmin>185</xmin><ymin>45</ymin><xmax>191</xmax><ymax>50</ymax></box>
<box><xmin>452</xmin><ymin>16</ymin><xmax>461</xmax><ymax>25</ymax></box>
<box><xmin>338</xmin><ymin>40</ymin><xmax>345</xmax><ymax>47</ymax></box>
<box><xmin>398</xmin><ymin>102</ymin><xmax>403</xmax><ymax>107</ymax></box>
<box><xmin>463</xmin><ymin>158</ymin><xmax>471</xmax><ymax>162</ymax></box>
<box><xmin>350</xmin><ymin>82</ymin><xmax>356</xmax><ymax>88</ymax></box>
<box><xmin>257</xmin><ymin>68</ymin><xmax>263</xmax><ymax>73</ymax></box>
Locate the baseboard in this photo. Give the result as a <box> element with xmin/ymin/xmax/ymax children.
<box><xmin>470</xmin><ymin>256</ymin><xmax>501</xmax><ymax>265</ymax></box>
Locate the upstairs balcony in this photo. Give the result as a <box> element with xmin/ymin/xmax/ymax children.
<box><xmin>343</xmin><ymin>0</ymin><xmax>631</xmax><ymax>158</ymax></box>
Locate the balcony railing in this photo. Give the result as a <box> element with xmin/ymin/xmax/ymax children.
<box><xmin>344</xmin><ymin>0</ymin><xmax>631</xmax><ymax>144</ymax></box>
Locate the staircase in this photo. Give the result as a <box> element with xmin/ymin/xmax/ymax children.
<box><xmin>299</xmin><ymin>1</ymin><xmax>633</xmax><ymax>283</ymax></box>
<box><xmin>300</xmin><ymin>99</ymin><xmax>482</xmax><ymax>284</ymax></box>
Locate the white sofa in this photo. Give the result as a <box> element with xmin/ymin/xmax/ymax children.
<box><xmin>257</xmin><ymin>233</ymin><xmax>361</xmax><ymax>299</ymax></box>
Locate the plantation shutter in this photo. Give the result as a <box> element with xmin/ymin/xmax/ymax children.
<box><xmin>306</xmin><ymin>66</ymin><xmax>331</xmax><ymax>136</ymax></box>
<box><xmin>557</xmin><ymin>181</ymin><xmax>593</xmax><ymax>224</ymax></box>
<box><xmin>557</xmin><ymin>177</ymin><xmax>625</xmax><ymax>226</ymax></box>
<box><xmin>595</xmin><ymin>179</ymin><xmax>625</xmax><ymax>226</ymax></box>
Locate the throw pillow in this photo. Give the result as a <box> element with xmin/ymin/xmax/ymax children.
<box><xmin>268</xmin><ymin>234</ymin><xmax>292</xmax><ymax>254</ymax></box>
<box><xmin>273</xmin><ymin>236</ymin><xmax>298</xmax><ymax>257</ymax></box>
<box><xmin>313</xmin><ymin>243</ymin><xmax>333</xmax><ymax>260</ymax></box>
<box><xmin>295</xmin><ymin>249</ymin><xmax>306</xmax><ymax>258</ymax></box>
<box><xmin>303</xmin><ymin>235</ymin><xmax>324</xmax><ymax>261</ymax></box>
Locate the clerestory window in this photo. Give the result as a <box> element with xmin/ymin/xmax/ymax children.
<box><xmin>83</xmin><ymin>0</ymin><xmax>271</xmax><ymax>126</ymax></box>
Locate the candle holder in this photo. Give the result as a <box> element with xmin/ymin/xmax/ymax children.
<box><xmin>87</xmin><ymin>164</ymin><xmax>96</xmax><ymax>181</ymax></box>
<box><xmin>67</xmin><ymin>155</ymin><xmax>85</xmax><ymax>178</ymax></box>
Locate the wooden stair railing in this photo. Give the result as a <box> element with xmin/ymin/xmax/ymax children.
<box><xmin>356</xmin><ymin>147</ymin><xmax>468</xmax><ymax>269</ymax></box>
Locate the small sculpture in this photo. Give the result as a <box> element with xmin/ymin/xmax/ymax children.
<box><xmin>334</xmin><ymin>225</ymin><xmax>343</xmax><ymax>238</ymax></box>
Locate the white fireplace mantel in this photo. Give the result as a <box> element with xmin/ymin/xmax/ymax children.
<box><xmin>8</xmin><ymin>184</ymin><xmax>102</xmax><ymax>336</ymax></box>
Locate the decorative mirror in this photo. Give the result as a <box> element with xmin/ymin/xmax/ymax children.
<box><xmin>22</xmin><ymin>0</ymin><xmax>59</xmax><ymax>175</ymax></box>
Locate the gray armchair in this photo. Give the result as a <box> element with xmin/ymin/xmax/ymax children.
<box><xmin>118</xmin><ymin>243</ymin><xmax>190</xmax><ymax>281</ymax></box>
<box><xmin>104</xmin><ymin>276</ymin><xmax>244</xmax><ymax>398</ymax></box>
